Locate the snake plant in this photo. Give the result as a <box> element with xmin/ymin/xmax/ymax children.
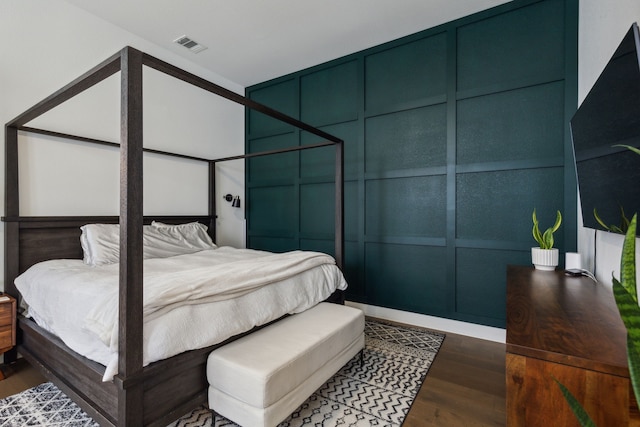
<box><xmin>532</xmin><ymin>209</ymin><xmax>562</xmax><ymax>249</ymax></box>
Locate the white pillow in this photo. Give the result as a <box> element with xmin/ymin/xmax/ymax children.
<box><xmin>80</xmin><ymin>224</ymin><xmax>120</xmax><ymax>266</ymax></box>
<box><xmin>146</xmin><ymin>221</ymin><xmax>216</xmax><ymax>258</ymax></box>
<box><xmin>80</xmin><ymin>222</ymin><xmax>216</xmax><ymax>266</ymax></box>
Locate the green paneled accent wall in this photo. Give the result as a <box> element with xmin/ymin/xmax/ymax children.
<box><xmin>365</xmin><ymin>176</ymin><xmax>447</xmax><ymax>238</ymax></box>
<box><xmin>245</xmin><ymin>0</ymin><xmax>578</xmax><ymax>328</ymax></box>
<box><xmin>365</xmin><ymin>106</ymin><xmax>447</xmax><ymax>172</ymax></box>
<box><xmin>366</xmin><ymin>243</ymin><xmax>448</xmax><ymax>315</ymax></box>
<box><xmin>301</xmin><ymin>61</ymin><xmax>359</xmax><ymax>124</ymax></box>
<box><xmin>365</xmin><ymin>34</ymin><xmax>447</xmax><ymax>111</ymax></box>
<box><xmin>456</xmin><ymin>168</ymin><xmax>565</xmax><ymax>243</ymax></box>
<box><xmin>456</xmin><ymin>0</ymin><xmax>566</xmax><ymax>92</ymax></box>
<box><xmin>456</xmin><ymin>83</ymin><xmax>566</xmax><ymax>164</ymax></box>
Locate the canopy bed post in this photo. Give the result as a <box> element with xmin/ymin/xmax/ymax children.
<box><xmin>117</xmin><ymin>46</ymin><xmax>145</xmax><ymax>426</ymax></box>
<box><xmin>208</xmin><ymin>161</ymin><xmax>217</xmax><ymax>241</ymax></box>
<box><xmin>3</xmin><ymin>125</ymin><xmax>19</xmax><ymax>364</ymax></box>
<box><xmin>4</xmin><ymin>125</ymin><xmax>19</xmax><ymax>297</ymax></box>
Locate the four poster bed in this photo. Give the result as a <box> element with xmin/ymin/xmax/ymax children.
<box><xmin>3</xmin><ymin>46</ymin><xmax>345</xmax><ymax>426</ymax></box>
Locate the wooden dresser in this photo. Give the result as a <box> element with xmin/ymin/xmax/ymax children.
<box><xmin>506</xmin><ymin>265</ymin><xmax>639</xmax><ymax>426</ymax></box>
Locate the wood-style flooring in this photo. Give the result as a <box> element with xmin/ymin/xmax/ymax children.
<box><xmin>405</xmin><ymin>330</ymin><xmax>506</xmax><ymax>426</ymax></box>
<box><xmin>0</xmin><ymin>358</ymin><xmax>46</xmax><ymax>399</ymax></box>
<box><xmin>0</xmin><ymin>327</ymin><xmax>506</xmax><ymax>426</ymax></box>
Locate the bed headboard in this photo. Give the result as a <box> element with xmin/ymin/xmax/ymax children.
<box><xmin>2</xmin><ymin>215</ymin><xmax>214</xmax><ymax>299</ymax></box>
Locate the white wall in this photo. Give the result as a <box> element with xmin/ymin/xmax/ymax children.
<box><xmin>577</xmin><ymin>0</ymin><xmax>640</xmax><ymax>285</ymax></box>
<box><xmin>0</xmin><ymin>0</ymin><xmax>247</xmax><ymax>292</ymax></box>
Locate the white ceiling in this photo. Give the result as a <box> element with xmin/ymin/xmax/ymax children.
<box><xmin>64</xmin><ymin>0</ymin><xmax>511</xmax><ymax>87</ymax></box>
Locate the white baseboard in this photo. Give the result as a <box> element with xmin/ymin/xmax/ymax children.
<box><xmin>346</xmin><ymin>301</ymin><xmax>506</xmax><ymax>343</ymax></box>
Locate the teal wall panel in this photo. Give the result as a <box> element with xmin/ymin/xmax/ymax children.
<box><xmin>300</xmin><ymin>183</ymin><xmax>334</xmax><ymax>235</ymax></box>
<box><xmin>457</xmin><ymin>0</ymin><xmax>565</xmax><ymax>92</ymax></box>
<box><xmin>344</xmin><ymin>181</ymin><xmax>359</xmax><ymax>241</ymax></box>
<box><xmin>248</xmin><ymin>79</ymin><xmax>297</xmax><ymax>135</ymax></box>
<box><xmin>365</xmin><ymin>34</ymin><xmax>447</xmax><ymax>111</ymax></box>
<box><xmin>365</xmin><ymin>105</ymin><xmax>447</xmax><ymax>173</ymax></box>
<box><xmin>301</xmin><ymin>122</ymin><xmax>359</xmax><ymax>180</ymax></box>
<box><xmin>301</xmin><ymin>60</ymin><xmax>358</xmax><ymax>125</ymax></box>
<box><xmin>246</xmin><ymin>0</ymin><xmax>578</xmax><ymax>328</ymax></box>
<box><xmin>457</xmin><ymin>82</ymin><xmax>566</xmax><ymax>164</ymax></box>
<box><xmin>248</xmin><ymin>134</ymin><xmax>298</xmax><ymax>182</ymax></box>
<box><xmin>300</xmin><ymin>238</ymin><xmax>334</xmax><ymax>255</ymax></box>
<box><xmin>366</xmin><ymin>176</ymin><xmax>446</xmax><ymax>238</ymax></box>
<box><xmin>456</xmin><ymin>248</ymin><xmax>531</xmax><ymax>325</ymax></box>
<box><xmin>456</xmin><ymin>168</ymin><xmax>565</xmax><ymax>244</ymax></box>
<box><xmin>342</xmin><ymin>241</ymin><xmax>363</xmax><ymax>297</ymax></box>
<box><xmin>366</xmin><ymin>243</ymin><xmax>448</xmax><ymax>315</ymax></box>
<box><xmin>248</xmin><ymin>185</ymin><xmax>295</xmax><ymax>233</ymax></box>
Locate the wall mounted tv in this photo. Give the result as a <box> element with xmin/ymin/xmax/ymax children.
<box><xmin>571</xmin><ymin>22</ymin><xmax>640</xmax><ymax>235</ymax></box>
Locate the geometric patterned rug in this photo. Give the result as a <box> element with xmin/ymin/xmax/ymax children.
<box><xmin>0</xmin><ymin>320</ymin><xmax>444</xmax><ymax>427</ymax></box>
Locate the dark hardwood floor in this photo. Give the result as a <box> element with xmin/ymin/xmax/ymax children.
<box><xmin>0</xmin><ymin>327</ymin><xmax>506</xmax><ymax>426</ymax></box>
<box><xmin>405</xmin><ymin>331</ymin><xmax>506</xmax><ymax>426</ymax></box>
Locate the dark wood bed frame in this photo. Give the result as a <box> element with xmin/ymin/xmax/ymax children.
<box><xmin>3</xmin><ymin>46</ymin><xmax>344</xmax><ymax>426</ymax></box>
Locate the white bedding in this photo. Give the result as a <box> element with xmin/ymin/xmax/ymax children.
<box><xmin>15</xmin><ymin>247</ymin><xmax>347</xmax><ymax>381</ymax></box>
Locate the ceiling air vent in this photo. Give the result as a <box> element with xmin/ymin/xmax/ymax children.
<box><xmin>173</xmin><ymin>35</ymin><xmax>207</xmax><ymax>53</ymax></box>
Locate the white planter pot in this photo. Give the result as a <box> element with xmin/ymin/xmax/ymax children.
<box><xmin>531</xmin><ymin>247</ymin><xmax>559</xmax><ymax>271</ymax></box>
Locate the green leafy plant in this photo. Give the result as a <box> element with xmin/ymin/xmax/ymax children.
<box><xmin>532</xmin><ymin>209</ymin><xmax>562</xmax><ymax>249</ymax></box>
<box><xmin>555</xmin><ymin>377</ymin><xmax>598</xmax><ymax>427</ymax></box>
<box><xmin>558</xmin><ymin>214</ymin><xmax>639</xmax><ymax>426</ymax></box>
<box><xmin>612</xmin><ymin>214</ymin><xmax>640</xmax><ymax>413</ymax></box>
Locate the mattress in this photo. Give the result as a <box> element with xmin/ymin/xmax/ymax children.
<box><xmin>14</xmin><ymin>247</ymin><xmax>348</xmax><ymax>381</ymax></box>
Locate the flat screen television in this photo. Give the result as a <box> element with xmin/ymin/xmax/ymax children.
<box><xmin>571</xmin><ymin>22</ymin><xmax>640</xmax><ymax>235</ymax></box>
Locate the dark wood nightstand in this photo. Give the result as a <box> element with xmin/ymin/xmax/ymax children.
<box><xmin>0</xmin><ymin>294</ymin><xmax>16</xmax><ymax>380</ymax></box>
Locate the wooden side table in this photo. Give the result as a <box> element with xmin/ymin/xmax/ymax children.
<box><xmin>0</xmin><ymin>294</ymin><xmax>16</xmax><ymax>380</ymax></box>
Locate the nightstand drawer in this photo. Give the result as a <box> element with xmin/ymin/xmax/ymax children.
<box><xmin>0</xmin><ymin>324</ymin><xmax>12</xmax><ymax>349</ymax></box>
<box><xmin>0</xmin><ymin>304</ymin><xmax>11</xmax><ymax>327</ymax></box>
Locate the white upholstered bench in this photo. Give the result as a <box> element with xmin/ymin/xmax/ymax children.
<box><xmin>206</xmin><ymin>302</ymin><xmax>365</xmax><ymax>427</ymax></box>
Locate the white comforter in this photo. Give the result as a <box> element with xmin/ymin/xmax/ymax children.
<box><xmin>15</xmin><ymin>247</ymin><xmax>347</xmax><ymax>381</ymax></box>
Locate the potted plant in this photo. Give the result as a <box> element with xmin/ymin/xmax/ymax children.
<box><xmin>531</xmin><ymin>209</ymin><xmax>562</xmax><ymax>270</ymax></box>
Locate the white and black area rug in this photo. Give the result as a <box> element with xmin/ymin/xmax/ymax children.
<box><xmin>0</xmin><ymin>320</ymin><xmax>444</xmax><ymax>427</ymax></box>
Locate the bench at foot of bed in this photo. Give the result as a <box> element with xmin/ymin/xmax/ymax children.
<box><xmin>206</xmin><ymin>302</ymin><xmax>365</xmax><ymax>427</ymax></box>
